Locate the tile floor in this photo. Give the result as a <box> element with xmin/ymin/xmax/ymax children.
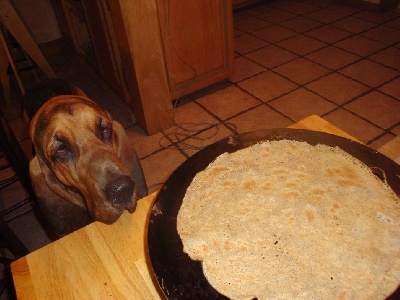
<box><xmin>0</xmin><ymin>0</ymin><xmax>400</xmax><ymax>254</ymax></box>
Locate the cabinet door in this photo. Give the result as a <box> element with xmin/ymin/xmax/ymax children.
<box><xmin>158</xmin><ymin>0</ymin><xmax>234</xmax><ymax>99</ymax></box>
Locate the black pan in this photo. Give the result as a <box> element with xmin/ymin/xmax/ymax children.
<box><xmin>147</xmin><ymin>129</ymin><xmax>400</xmax><ymax>299</ymax></box>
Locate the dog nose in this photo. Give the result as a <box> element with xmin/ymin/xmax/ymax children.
<box><xmin>104</xmin><ymin>175</ymin><xmax>134</xmax><ymax>205</ymax></box>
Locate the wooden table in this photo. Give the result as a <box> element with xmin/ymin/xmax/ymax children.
<box><xmin>9</xmin><ymin>115</ymin><xmax>389</xmax><ymax>299</ymax></box>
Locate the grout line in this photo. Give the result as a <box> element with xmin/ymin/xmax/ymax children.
<box><xmin>366</xmin><ymin>130</ymin><xmax>398</xmax><ymax>146</ymax></box>
<box><xmin>231</xmin><ymin>1</ymin><xmax>400</xmax><ymax>146</ymax></box>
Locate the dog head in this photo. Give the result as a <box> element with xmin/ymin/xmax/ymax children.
<box><xmin>30</xmin><ymin>95</ymin><xmax>143</xmax><ymax>224</ymax></box>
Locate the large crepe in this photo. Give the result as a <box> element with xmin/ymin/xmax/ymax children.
<box><xmin>177</xmin><ymin>140</ymin><xmax>400</xmax><ymax>300</ymax></box>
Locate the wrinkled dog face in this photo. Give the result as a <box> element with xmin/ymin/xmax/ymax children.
<box><xmin>31</xmin><ymin>97</ymin><xmax>136</xmax><ymax>223</ymax></box>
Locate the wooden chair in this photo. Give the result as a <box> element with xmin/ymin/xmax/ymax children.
<box><xmin>0</xmin><ymin>0</ymin><xmax>56</xmax><ymax>104</ymax></box>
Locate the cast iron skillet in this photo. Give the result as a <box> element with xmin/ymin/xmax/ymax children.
<box><xmin>147</xmin><ymin>129</ymin><xmax>400</xmax><ymax>299</ymax></box>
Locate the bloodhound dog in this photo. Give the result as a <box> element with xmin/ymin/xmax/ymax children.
<box><xmin>29</xmin><ymin>94</ymin><xmax>147</xmax><ymax>236</ymax></box>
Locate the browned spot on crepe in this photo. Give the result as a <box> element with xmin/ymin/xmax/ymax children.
<box><xmin>305</xmin><ymin>209</ymin><xmax>315</xmax><ymax>222</ymax></box>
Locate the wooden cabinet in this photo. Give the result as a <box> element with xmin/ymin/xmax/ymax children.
<box><xmin>60</xmin><ymin>0</ymin><xmax>234</xmax><ymax>135</ymax></box>
<box><xmin>156</xmin><ymin>0</ymin><xmax>234</xmax><ymax>99</ymax></box>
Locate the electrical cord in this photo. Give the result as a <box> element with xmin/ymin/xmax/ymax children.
<box><xmin>157</xmin><ymin>1</ymin><xmax>237</xmax><ymax>152</ymax></box>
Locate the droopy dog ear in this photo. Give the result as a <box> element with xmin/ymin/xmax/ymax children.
<box><xmin>111</xmin><ymin>121</ymin><xmax>148</xmax><ymax>200</ymax></box>
<box><xmin>29</xmin><ymin>155</ymin><xmax>91</xmax><ymax>236</ymax></box>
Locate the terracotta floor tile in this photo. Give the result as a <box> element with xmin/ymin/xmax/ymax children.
<box><xmin>67</xmin><ymin>72</ymin><xmax>101</xmax><ymax>92</ymax></box>
<box><xmin>256</xmin><ymin>8</ymin><xmax>297</xmax><ymax>23</ymax></box>
<box><xmin>345</xmin><ymin>91</ymin><xmax>400</xmax><ymax>129</ymax></box>
<box><xmin>303</xmin><ymin>0</ymin><xmax>335</xmax><ymax>9</ymax></box>
<box><xmin>369</xmin><ymin>47</ymin><xmax>400</xmax><ymax>70</ymax></box>
<box><xmin>277</xmin><ymin>35</ymin><xmax>327</xmax><ymax>55</ymax></box>
<box><xmin>252</xmin><ymin>24</ymin><xmax>298</xmax><ymax>43</ymax></box>
<box><xmin>245</xmin><ymin>45</ymin><xmax>298</xmax><ymax>68</ymax></box>
<box><xmin>270</xmin><ymin>88</ymin><xmax>337</xmax><ymax>121</ymax></box>
<box><xmin>196</xmin><ymin>86</ymin><xmax>260</xmax><ymax>120</ymax></box>
<box><xmin>304</xmin><ymin>8</ymin><xmax>347</xmax><ymax>23</ymax></box>
<box><xmin>306</xmin><ymin>73</ymin><xmax>369</xmax><ymax>104</ymax></box>
<box><xmin>181</xmin><ymin>125</ymin><xmax>234</xmax><ymax>157</ymax></box>
<box><xmin>41</xmin><ymin>40</ymin><xmax>74</xmax><ymax>58</ymax></box>
<box><xmin>331</xmin><ymin>16</ymin><xmax>376</xmax><ymax>33</ymax></box>
<box><xmin>376</xmin><ymin>136</ymin><xmax>400</xmax><ymax>163</ymax></box>
<box><xmin>242</xmin><ymin>4</ymin><xmax>275</xmax><ymax>15</ymax></box>
<box><xmin>334</xmin><ymin>35</ymin><xmax>386</xmax><ymax>56</ymax></box>
<box><xmin>47</xmin><ymin>47</ymin><xmax>80</xmax><ymax>66</ymax></box>
<box><xmin>306</xmin><ymin>46</ymin><xmax>360</xmax><ymax>70</ymax></box>
<box><xmin>362</xmin><ymin>26</ymin><xmax>400</xmax><ymax>45</ymax></box>
<box><xmin>234</xmin><ymin>28</ymin><xmax>245</xmax><ymax>38</ymax></box>
<box><xmin>323</xmin><ymin>109</ymin><xmax>384</xmax><ymax>143</ymax></box>
<box><xmin>228</xmin><ymin>105</ymin><xmax>292</xmax><ymax>133</ymax></box>
<box><xmin>234</xmin><ymin>34</ymin><xmax>269</xmax><ymax>55</ymax></box>
<box><xmin>369</xmin><ymin>47</ymin><xmax>400</xmax><ymax>71</ymax></box>
<box><xmin>140</xmin><ymin>148</ymin><xmax>187</xmax><ymax>193</ymax></box>
<box><xmin>188</xmin><ymin>81</ymin><xmax>232</xmax><ymax>99</ymax></box>
<box><xmin>339</xmin><ymin>60</ymin><xmax>399</xmax><ymax>88</ymax></box>
<box><xmin>385</xmin><ymin>17</ymin><xmax>400</xmax><ymax>30</ymax></box>
<box><xmin>230</xmin><ymin>56</ymin><xmax>266</xmax><ymax>82</ymax></box>
<box><xmin>274</xmin><ymin>58</ymin><xmax>331</xmax><ymax>85</ymax></box>
<box><xmin>353</xmin><ymin>10</ymin><xmax>399</xmax><ymax>24</ymax></box>
<box><xmin>52</xmin><ymin>56</ymin><xmax>89</xmax><ymax>79</ymax></box>
<box><xmin>126</xmin><ymin>126</ymin><xmax>166</xmax><ymax>159</ymax></box>
<box><xmin>379</xmin><ymin>78</ymin><xmax>400</xmax><ymax>99</ymax></box>
<box><xmin>160</xmin><ymin>101</ymin><xmax>221</xmax><ymax>144</ymax></box>
<box><xmin>233</xmin><ymin>12</ymin><xmax>249</xmax><ymax>22</ymax></box>
<box><xmin>279</xmin><ymin>16</ymin><xmax>323</xmax><ymax>32</ymax></box>
<box><xmin>305</xmin><ymin>25</ymin><xmax>352</xmax><ymax>43</ymax></box>
<box><xmin>173</xmin><ymin>101</ymin><xmax>219</xmax><ymax>126</ymax></box>
<box><xmin>327</xmin><ymin>4</ymin><xmax>362</xmax><ymax>15</ymax></box>
<box><xmin>234</xmin><ymin>16</ymin><xmax>272</xmax><ymax>33</ymax></box>
<box><xmin>270</xmin><ymin>0</ymin><xmax>301</xmax><ymax>7</ymax></box>
<box><xmin>238</xmin><ymin>71</ymin><xmax>299</xmax><ymax>102</ymax></box>
<box><xmin>391</xmin><ymin>125</ymin><xmax>400</xmax><ymax>135</ymax></box>
<box><xmin>273</xmin><ymin>1</ymin><xmax>319</xmax><ymax>14</ymax></box>
<box><xmin>161</xmin><ymin>123</ymin><xmax>214</xmax><ymax>145</ymax></box>
<box><xmin>369</xmin><ymin>133</ymin><xmax>396</xmax><ymax>151</ymax></box>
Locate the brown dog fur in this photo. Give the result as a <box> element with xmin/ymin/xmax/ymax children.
<box><xmin>29</xmin><ymin>95</ymin><xmax>147</xmax><ymax>236</ymax></box>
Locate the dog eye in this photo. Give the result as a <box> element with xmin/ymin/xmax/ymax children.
<box><xmin>52</xmin><ymin>143</ymin><xmax>71</xmax><ymax>162</ymax></box>
<box><xmin>100</xmin><ymin>126</ymin><xmax>112</xmax><ymax>142</ymax></box>
<box><xmin>57</xmin><ymin>145</ymin><xmax>69</xmax><ymax>154</ymax></box>
<box><xmin>102</xmin><ymin>127</ymin><xmax>111</xmax><ymax>135</ymax></box>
